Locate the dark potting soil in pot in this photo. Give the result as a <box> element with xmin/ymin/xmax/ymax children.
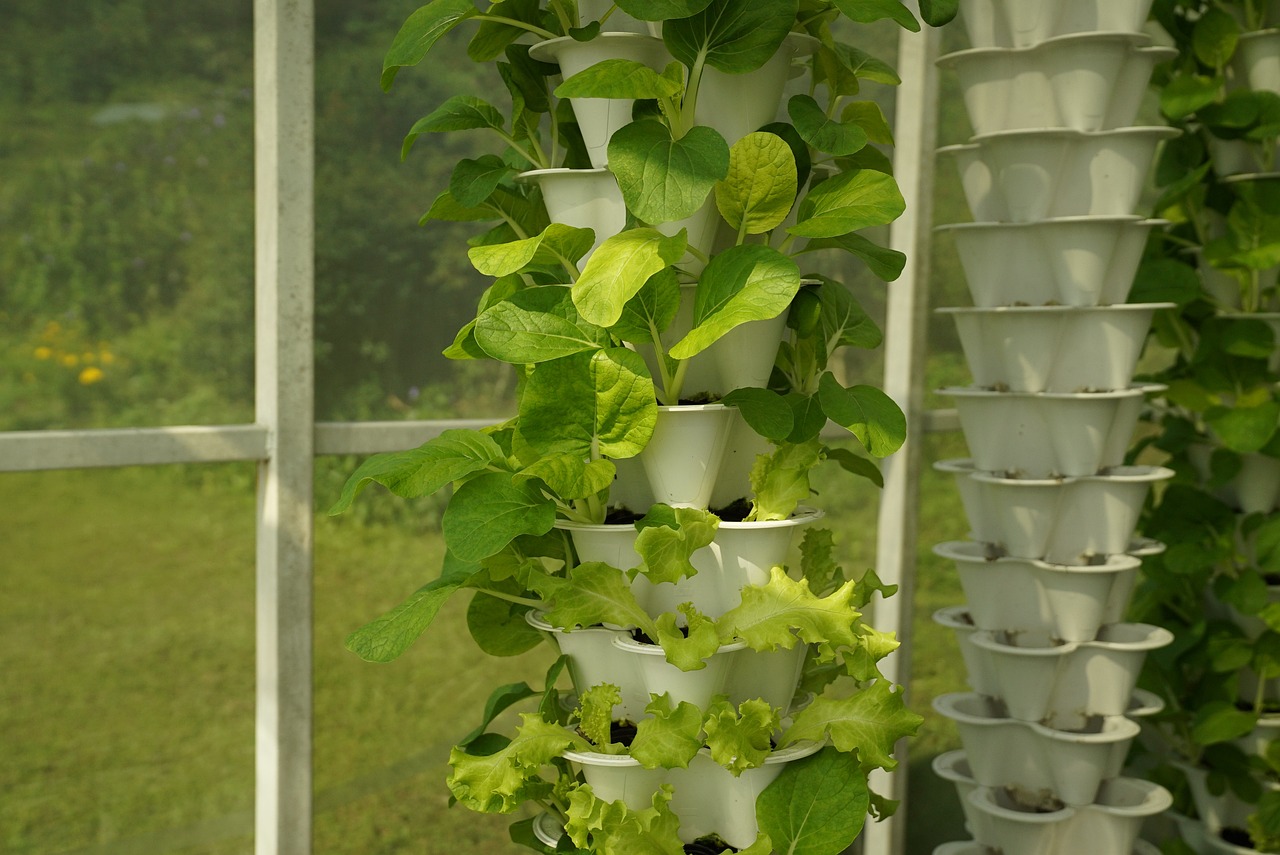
<box><xmin>1221</xmin><ymin>827</ymin><xmax>1254</xmax><ymax>847</ymax></box>
<box><xmin>711</xmin><ymin>498</ymin><xmax>752</xmax><ymax>522</ymax></box>
<box><xmin>604</xmin><ymin>506</ymin><xmax>645</xmax><ymax>525</ymax></box>
<box><xmin>631</xmin><ymin>626</ymin><xmax>690</xmax><ymax>645</ymax></box>
<box><xmin>576</xmin><ymin>720</ymin><xmax>638</xmax><ymax>748</ymax></box>
<box><xmin>678</xmin><ymin>393</ymin><xmax>720</xmax><ymax>405</ymax></box>
<box><xmin>684</xmin><ymin>835</ymin><xmax>736</xmax><ymax>854</ymax></box>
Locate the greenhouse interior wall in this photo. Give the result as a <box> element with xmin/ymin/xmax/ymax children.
<box><xmin>0</xmin><ymin>2</ymin><xmax>987</xmax><ymax>854</ymax></box>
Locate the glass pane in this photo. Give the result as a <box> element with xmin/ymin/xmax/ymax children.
<box><xmin>0</xmin><ymin>466</ymin><xmax>257</xmax><ymax>853</ymax></box>
<box><xmin>0</xmin><ymin>2</ymin><xmax>255</xmax><ymax>431</ymax></box>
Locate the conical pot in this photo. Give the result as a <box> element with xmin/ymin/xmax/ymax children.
<box><xmin>528</xmin><ymin>34</ymin><xmax>672</xmax><ymax>168</ymax></box>
<box><xmin>692</xmin><ymin>33</ymin><xmax>819</xmax><ymax>148</ymax></box>
<box><xmin>518</xmin><ymin>167</ymin><xmax>626</xmax><ymax>260</ymax></box>
<box><xmin>612</xmin><ymin>634</ymin><xmax>747</xmax><ymax>711</ymax></box>
<box><xmin>636</xmin><ymin>404</ymin><xmax>735</xmax><ymax>508</ymax></box>
<box><xmin>526</xmin><ymin>611</ymin><xmax>649</xmax><ymax>720</ymax></box>
<box><xmin>1239</xmin><ymin>29</ymin><xmax>1280</xmax><ymax>93</ymax></box>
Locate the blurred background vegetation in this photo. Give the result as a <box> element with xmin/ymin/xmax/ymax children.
<box><xmin>0</xmin><ymin>2</ymin><xmax>992</xmax><ymax>853</ymax></box>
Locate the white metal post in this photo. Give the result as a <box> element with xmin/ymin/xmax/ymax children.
<box><xmin>254</xmin><ymin>0</ymin><xmax>315</xmax><ymax>852</ymax></box>
<box><xmin>862</xmin><ymin>20</ymin><xmax>941</xmax><ymax>855</ymax></box>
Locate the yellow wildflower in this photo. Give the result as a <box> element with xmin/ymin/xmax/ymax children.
<box><xmin>79</xmin><ymin>366</ymin><xmax>104</xmax><ymax>385</ymax></box>
<box><xmin>60</xmin><ymin>353</ymin><xmax>79</xmax><ymax>368</ymax></box>
<box><xmin>33</xmin><ymin>346</ymin><xmax>52</xmax><ymax>360</ymax></box>
<box><xmin>99</xmin><ymin>351</ymin><xmax>115</xmax><ymax>365</ymax></box>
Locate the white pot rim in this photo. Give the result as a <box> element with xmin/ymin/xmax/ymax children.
<box><xmin>517</xmin><ymin>166</ymin><xmax>613</xmax><ymax>180</ymax></box>
<box><xmin>968</xmin><ymin>125</ymin><xmax>1181</xmax><ymax>144</ymax></box>
<box><xmin>937</xmin><ymin>31</ymin><xmax>1151</xmax><ymax>66</ymax></box>
<box><xmin>936</xmin><ymin>302</ymin><xmax>1175</xmax><ymax>317</ymax></box>
<box><xmin>931</xmin><ymin>749</ymin><xmax>975</xmax><ymax>784</ymax></box>
<box><xmin>552</xmin><ymin>505</ymin><xmax>824</xmax><ymax>532</ymax></box>
<box><xmin>656</xmin><ymin>402</ymin><xmax>731</xmax><ymax>413</ymax></box>
<box><xmin>968</xmin><ymin>785</ymin><xmax>1076</xmax><ymax>821</ymax></box>
<box><xmin>1127</xmin><ymin>688</ymin><xmax>1166</xmax><ymax>719</ymax></box>
<box><xmin>528</xmin><ymin>31</ymin><xmax>665</xmax><ymax>62</ymax></box>
<box><xmin>525</xmin><ymin>609</ymin><xmax>631</xmax><ymax>635</ymax></box>
<box><xmin>1220</xmin><ymin>171</ymin><xmax>1280</xmax><ymax>185</ymax></box>
<box><xmin>612</xmin><ymin>634</ymin><xmax>749</xmax><ymax>656</ymax></box>
<box><xmin>1239</xmin><ymin>28</ymin><xmax>1280</xmax><ymax>42</ymax></box>
<box><xmin>563</xmin><ymin>746</ymin><xmax>644</xmax><ymax>766</ymax></box>
<box><xmin>940</xmin><ymin>382</ymin><xmax>1167</xmax><ymax>400</ymax></box>
<box><xmin>932</xmin><ymin>605</ymin><xmax>977</xmax><ymax>630</ymax></box>
<box><xmin>936</xmin><ymin>216</ymin><xmax>1164</xmax><ymax>232</ymax></box>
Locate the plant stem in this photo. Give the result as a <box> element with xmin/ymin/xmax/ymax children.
<box><xmin>472</xmin><ymin>587</ymin><xmax>545</xmax><ymax>608</ymax></box>
<box><xmin>476</xmin><ymin>14</ymin><xmax>558</xmax><ymax>40</ymax></box>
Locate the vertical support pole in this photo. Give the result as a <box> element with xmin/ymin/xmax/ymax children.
<box><xmin>861</xmin><ymin>21</ymin><xmax>940</xmax><ymax>855</ymax></box>
<box><xmin>254</xmin><ymin>1</ymin><xmax>315</xmax><ymax>853</ymax></box>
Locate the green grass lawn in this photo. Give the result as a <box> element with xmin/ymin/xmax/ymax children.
<box><xmin>1</xmin><ymin>441</ymin><xmax>972</xmax><ymax>854</ymax></box>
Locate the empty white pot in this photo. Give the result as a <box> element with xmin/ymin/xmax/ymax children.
<box><xmin>636</xmin><ymin>404</ymin><xmax>735</xmax><ymax>508</ymax></box>
<box><xmin>527</xmin><ymin>611</ymin><xmax>649</xmax><ymax>720</ymax></box>
<box><xmin>940</xmin><ymin>303</ymin><xmax>1170</xmax><ymax>393</ymax></box>
<box><xmin>938</xmin><ymin>217</ymin><xmax>1164</xmax><ymax>307</ymax></box>
<box><xmin>935</xmin><ymin>458</ymin><xmax>1174</xmax><ymax>564</ymax></box>
<box><xmin>957</xmin><ymin>0</ymin><xmax>1156</xmax><ymax>48</ymax></box>
<box><xmin>941</xmin><ymin>384</ymin><xmax>1164</xmax><ymax>478</ymax></box>
<box><xmin>934</xmin><ymin>541</ymin><xmax>1143</xmax><ymax>643</ymax></box>
<box><xmin>693</xmin><ymin>33</ymin><xmax>820</xmax><ymax>148</ymax></box>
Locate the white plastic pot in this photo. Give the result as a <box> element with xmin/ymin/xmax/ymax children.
<box><xmin>576</xmin><ymin>0</ymin><xmax>651</xmax><ymax>34</ymax></box>
<box><xmin>612</xmin><ymin>634</ymin><xmax>747</xmax><ymax>711</ymax></box>
<box><xmin>937</xmin><ymin>143</ymin><xmax>1004</xmax><ymax>222</ymax></box>
<box><xmin>937</xmin><ymin>33</ymin><xmax>1159</xmax><ymax>134</ymax></box>
<box><xmin>965</xmin><ymin>127</ymin><xmax>1179</xmax><ymax>222</ymax></box>
<box><xmin>934</xmin><ymin>541</ymin><xmax>1144</xmax><ymax>643</ymax></box>
<box><xmin>933</xmin><ymin>840</ymin><xmax>1158</xmax><ymax>855</ymax></box>
<box><xmin>941</xmin><ymin>384</ymin><xmax>1163</xmax><ymax>478</ymax></box>
<box><xmin>1188</xmin><ymin>443</ymin><xmax>1280</xmax><ymax>515</ymax></box>
<box><xmin>957</xmin><ymin>0</ymin><xmax>1156</xmax><ymax>48</ymax></box>
<box><xmin>933</xmin><ymin>692</ymin><xmax>1142</xmax><ymax>809</ymax></box>
<box><xmin>556</xmin><ymin>507</ymin><xmax>821</xmax><ymax>620</ymax></box>
<box><xmin>693</xmin><ymin>33</ymin><xmax>819</xmax><ymax>148</ymax></box>
<box><xmin>938</xmin><ymin>217</ymin><xmax>1163</xmax><ymax>307</ymax></box>
<box><xmin>636</xmin><ymin>404</ymin><xmax>735</xmax><ymax>508</ymax></box>
<box><xmin>965</xmin><ymin>623</ymin><xmax>1175</xmax><ymax>729</ymax></box>
<box><xmin>1239</xmin><ymin>29</ymin><xmax>1280</xmax><ymax>93</ymax></box>
<box><xmin>518</xmin><ymin>167</ymin><xmax>626</xmax><ymax>259</ymax></box>
<box><xmin>527</xmin><ymin>611</ymin><xmax>649</xmax><ymax>720</ymax></box>
<box><xmin>933</xmin><ymin>606</ymin><xmax>999</xmax><ymax>697</ymax></box>
<box><xmin>528</xmin><ymin>34</ymin><xmax>672</xmax><ymax>168</ymax></box>
<box><xmin>709</xmin><ymin>410</ymin><xmax>774</xmax><ymax>510</ymax></box>
<box><xmin>1181</xmin><ymin>761</ymin><xmax>1280</xmax><ymax>837</ymax></box>
<box><xmin>934</xmin><ymin>458</ymin><xmax>1174</xmax><ymax>564</ymax></box>
<box><xmin>609</xmin><ymin>454</ymin><xmax>655</xmax><ymax>515</ymax></box>
<box><xmin>941</xmin><ymin>303</ymin><xmax>1169</xmax><ymax>393</ymax></box>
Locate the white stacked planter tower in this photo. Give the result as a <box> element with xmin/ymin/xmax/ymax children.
<box><xmin>928</xmin><ymin>1</ymin><xmax>1182</xmax><ymax>852</ymax></box>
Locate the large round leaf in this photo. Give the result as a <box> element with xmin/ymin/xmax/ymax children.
<box><xmin>613</xmin><ymin>0</ymin><xmax>714</xmax><ymax>21</ymax></box>
<box><xmin>714</xmin><ymin>132</ymin><xmax>798</xmax><ymax>236</ymax></box>
<box><xmin>663</xmin><ymin>0</ymin><xmax>798</xmax><ymax>74</ymax></box>
<box><xmin>607</xmin><ymin>120</ymin><xmax>730</xmax><ymax>226</ymax></box>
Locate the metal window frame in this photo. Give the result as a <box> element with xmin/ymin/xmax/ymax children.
<box><xmin>0</xmin><ymin>4</ymin><xmax>946</xmax><ymax>854</ymax></box>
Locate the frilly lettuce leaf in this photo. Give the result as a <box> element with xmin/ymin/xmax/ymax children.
<box><xmin>565</xmin><ymin>784</ymin><xmax>685</xmax><ymax>855</ymax></box>
<box><xmin>798</xmin><ymin>527</ymin><xmax>842</xmax><ymax>597</ymax></box>
<box><xmin>654</xmin><ymin>603</ymin><xmax>722</xmax><ymax>672</ymax></box>
<box><xmin>716</xmin><ymin>567</ymin><xmax>861</xmax><ymax>652</ymax></box>
<box><xmin>528</xmin><ymin>561</ymin><xmax>659</xmax><ymax>638</ymax></box>
<box><xmin>780</xmin><ymin>681</ymin><xmax>922</xmax><ymax>771</ymax></box>
<box><xmin>629</xmin><ymin>693</ymin><xmax>704</xmax><ymax>770</ymax></box>
<box><xmin>633</xmin><ymin>504</ymin><xmax>719</xmax><ymax>584</ymax></box>
<box><xmin>575</xmin><ymin>684</ymin><xmax>626</xmax><ymax>754</ymax></box>
<box><xmin>748</xmin><ymin>438</ymin><xmax>823</xmax><ymax>521</ymax></box>
<box><xmin>447</xmin><ymin>714</ymin><xmax>588</xmax><ymax>813</ymax></box>
<box><xmin>703</xmin><ymin>697</ymin><xmax>780</xmax><ymax>776</ymax></box>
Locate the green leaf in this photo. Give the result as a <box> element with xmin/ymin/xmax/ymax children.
<box><xmin>555</xmin><ymin>59</ymin><xmax>684</xmax><ymax>100</ymax></box>
<box><xmin>717</xmin><ymin>566</ymin><xmax>861</xmax><ymax>651</ymax></box>
<box><xmin>611</xmin><ymin>269</ymin><xmax>683</xmax><ymax>345</ymax></box>
<box><xmin>475</xmin><ymin>286</ymin><xmax>607</xmax><ymax>363</ymax></box>
<box><xmin>442</xmin><ymin>472</ymin><xmax>558</xmax><ymax>562</ymax></box>
<box><xmin>786</xmin><ymin>391</ymin><xmax>829</xmax><ymax>443</ymax></box>
<box><xmin>814</xmin><ymin>276</ymin><xmax>883</xmax><ymax>350</ymax></box>
<box><xmin>825</xmin><ymin>447</ymin><xmax>884</xmax><ymax>489</ymax></box>
<box><xmin>714</xmin><ymin>131</ymin><xmax>799</xmax><ymax>236</ymax></box>
<box><xmin>448</xmin><ymin>714</ymin><xmax>588</xmax><ymax>813</ymax></box>
<box><xmin>789</xmin><ymin>94</ymin><xmax>869</xmax><ymax>156</ymax></box>
<box><xmin>790</xmin><ymin>169</ymin><xmax>906</xmax><ymax>239</ymax></box>
<box><xmin>344</xmin><ymin>553</ymin><xmax>480</xmax><ymax>662</ymax></box>
<box><xmin>798</xmin><ymin>527</ymin><xmax>842</xmax><ymax>596</ymax></box>
<box><xmin>749</xmin><ymin>439</ymin><xmax>823</xmax><ymax>522</ymax></box>
<box><xmin>756</xmin><ymin>746</ymin><xmax>870</xmax><ymax>855</ymax></box>
<box><xmin>422</xmin><ymin>189</ymin><xmax>502</xmax><ymax>224</ymax></box>
<box><xmin>613</xmin><ymin>0</ymin><xmax>715</xmax><ymax>20</ymax></box>
<box><xmin>573</xmin><ymin>227</ymin><xmax>688</xmax><ymax>327</ymax></box>
<box><xmin>781</xmin><ymin>681</ymin><xmax>922</xmax><ymax>769</ymax></box>
<box><xmin>654</xmin><ymin>604</ymin><xmax>723</xmax><ymax>671</ymax></box>
<box><xmin>1193</xmin><ymin>7</ymin><xmax>1239</xmax><ymax>69</ymax></box>
<box><xmin>517</xmin><ymin>454</ymin><xmax>616</xmax><ymax>501</ymax></box>
<box><xmin>451</xmin><ymin>154</ymin><xmax>517</xmax><ymax>208</ymax></box>
<box><xmin>799</xmin><ymin>232</ymin><xmax>907</xmax><ymax>281</ymax></box>
<box><xmin>663</xmin><ymin>0</ymin><xmax>799</xmax><ymax>74</ymax></box>
<box><xmin>918</xmin><ymin>0</ymin><xmax>959</xmax><ymax>26</ymax></box>
<box><xmin>467</xmin><ymin>0</ymin><xmax>540</xmax><ymax>61</ymax></box>
<box><xmin>842</xmin><ymin>100</ymin><xmax>893</xmax><ymax>145</ymax></box>
<box><xmin>468</xmin><ymin>222</ymin><xmax>595</xmax><ymax>277</ymax></box>
<box><xmin>329</xmin><ymin>429</ymin><xmax>506</xmax><ymax>514</ymax></box>
<box><xmin>818</xmin><ymin>373</ymin><xmax>905</xmax><ymax>457</ymax></box>
<box><xmin>1161</xmin><ymin>72</ymin><xmax>1224</xmax><ymax>120</ymax></box>
<box><xmin>517</xmin><ymin>349</ymin><xmax>657</xmax><ymax>460</ymax></box>
<box><xmin>382</xmin><ymin>0</ymin><xmax>478</xmax><ymax>91</ymax></box>
<box><xmin>576</xmin><ymin>683</ymin><xmax>626</xmax><ymax>752</ymax></box>
<box><xmin>1191</xmin><ymin>700</ymin><xmax>1258</xmax><ymax>745</ymax></box>
<box><xmin>457</xmin><ymin>681</ymin><xmax>539</xmax><ymax>748</ymax></box>
<box><xmin>467</xmin><ymin>592</ymin><xmax>543</xmax><ymax>656</ymax></box>
<box><xmin>1128</xmin><ymin>259</ymin><xmax>1202</xmax><ymax>306</ymax></box>
<box><xmin>402</xmin><ymin>95</ymin><xmax>506</xmax><ymax>159</ymax></box>
<box><xmin>827</xmin><ymin>42</ymin><xmax>900</xmax><ymax>86</ymax></box>
<box><xmin>722</xmin><ymin>387</ymin><xmax>794</xmax><ymax>442</ymax></box>
<box><xmin>832</xmin><ymin>0</ymin><xmax>919</xmax><ymax>31</ymax></box>
<box><xmin>668</xmin><ymin>245</ymin><xmax>802</xmax><ymax>359</ymax></box>
<box><xmin>1206</xmin><ymin>402</ymin><xmax>1280</xmax><ymax>454</ymax></box>
<box><xmin>531</xmin><ymin>561</ymin><xmax>659</xmax><ymax>636</ymax></box>
<box><xmin>608</xmin><ymin>121</ymin><xmax>731</xmax><ymax>226</ymax></box>
<box><xmin>629</xmin><ymin>694</ymin><xmax>704</xmax><ymax>769</ymax></box>
<box><xmin>634</xmin><ymin>504</ymin><xmax>720</xmax><ymax>584</ymax></box>
<box><xmin>703</xmin><ymin>697</ymin><xmax>779</xmax><ymax>775</ymax></box>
